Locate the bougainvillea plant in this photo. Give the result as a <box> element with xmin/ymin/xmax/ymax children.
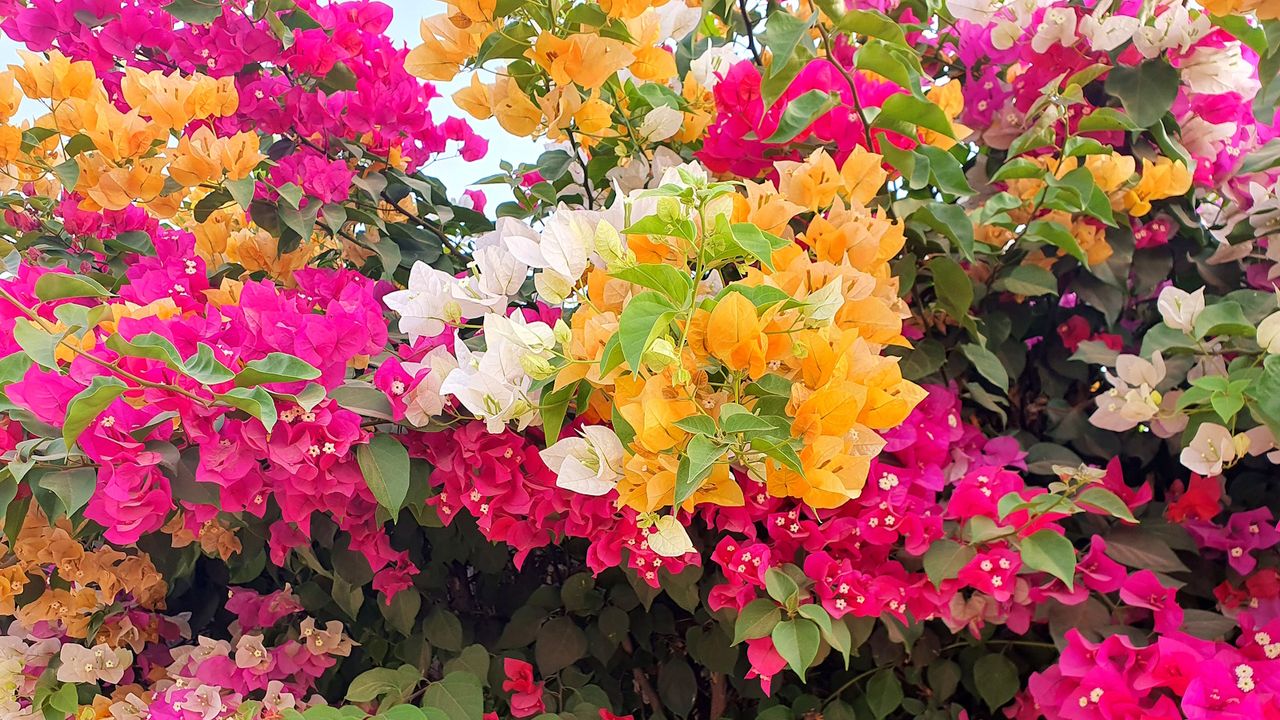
<box><xmin>2</xmin><ymin>0</ymin><xmax>1280</xmax><ymax>718</ymax></box>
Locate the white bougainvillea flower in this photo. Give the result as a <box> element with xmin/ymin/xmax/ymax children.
<box><xmin>1258</xmin><ymin>311</ymin><xmax>1280</xmax><ymax>354</ymax></box>
<box><xmin>1180</xmin><ymin>422</ymin><xmax>1236</xmax><ymax>476</ymax></box>
<box><xmin>638</xmin><ymin>106</ymin><xmax>684</xmax><ymax>143</ymax></box>
<box><xmin>541</xmin><ymin>425</ymin><xmax>626</xmax><ymax>496</ymax></box>
<box><xmin>382</xmin><ymin>261</ymin><xmax>458</xmax><ymax>341</ymax></box>
<box><xmin>1090</xmin><ymin>352</ymin><xmax>1167</xmax><ymax>431</ymax></box>
<box><xmin>1156</xmin><ymin>285</ymin><xmax>1204</xmax><ymax>334</ymax></box>
<box><xmin>56</xmin><ymin>643</ymin><xmax>131</xmax><ymax>684</ymax></box>
<box><xmin>646</xmin><ymin>514</ymin><xmax>695</xmax><ymax>557</ymax></box>
<box><xmin>440</xmin><ymin>332</ymin><xmax>538</xmax><ymax>433</ymax></box>
<box><xmin>403</xmin><ymin>346</ymin><xmax>459</xmax><ymax>425</ymax></box>
<box><xmin>474</xmin><ymin>244</ymin><xmax>528</xmax><ymax>298</ymax></box>
<box><xmin>946</xmin><ymin>0</ymin><xmax>999</xmax><ymax>24</ymax></box>
<box><xmin>1078</xmin><ymin>13</ymin><xmax>1139</xmax><ymax>52</ymax></box>
<box><xmin>690</xmin><ymin>45</ymin><xmax>740</xmax><ymax>89</ymax></box>
<box><xmin>1031</xmin><ymin>7</ymin><xmax>1077</xmax><ymax>53</ymax></box>
<box><xmin>1179</xmin><ymin>43</ymin><xmax>1259</xmax><ymax>97</ymax></box>
<box><xmin>484</xmin><ymin>312</ymin><xmax>556</xmax><ymax>358</ymax></box>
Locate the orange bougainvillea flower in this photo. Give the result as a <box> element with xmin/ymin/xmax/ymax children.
<box><xmin>617</xmin><ymin>450</ymin><xmax>743</xmax><ymax>512</ymax></box>
<box><xmin>614</xmin><ymin>372</ymin><xmax>697</xmax><ymax>453</ymax></box>
<box><xmin>526</xmin><ymin>33</ymin><xmax>634</xmax><ymax>90</ymax></box>
<box><xmin>12</xmin><ymin>50</ymin><xmax>98</xmax><ymax>101</ymax></box>
<box><xmin>490</xmin><ymin>74</ymin><xmax>543</xmax><ymax>137</ymax></box>
<box><xmin>1124</xmin><ymin>157</ymin><xmax>1192</xmax><ymax>217</ymax></box>
<box><xmin>405</xmin><ymin>15</ymin><xmax>483</xmax><ymax>81</ymax></box>
<box><xmin>707</xmin><ymin>291</ymin><xmax>770</xmax><ymax>378</ymax></box>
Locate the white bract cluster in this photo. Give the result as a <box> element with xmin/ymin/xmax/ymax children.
<box><xmin>384</xmin><ymin>160</ymin><xmax>715</xmax><ymax>443</ymax></box>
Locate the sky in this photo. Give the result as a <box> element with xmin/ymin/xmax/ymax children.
<box><xmin>0</xmin><ymin>0</ymin><xmax>541</xmax><ymax>203</ymax></box>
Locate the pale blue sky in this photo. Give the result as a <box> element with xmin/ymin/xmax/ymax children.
<box><xmin>0</xmin><ymin>0</ymin><xmax>539</xmax><ymax>203</ymax></box>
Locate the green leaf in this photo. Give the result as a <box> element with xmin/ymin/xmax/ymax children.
<box><xmin>617</xmin><ymin>291</ymin><xmax>677</xmax><ymax>372</ymax></box>
<box><xmin>356</xmin><ymin>435</ymin><xmax>411</xmax><ymax>513</ymax></box>
<box><xmin>764</xmin><ymin>567</ymin><xmax>800</xmax><ymax>603</ymax></box>
<box><xmin>927</xmin><ymin>256</ymin><xmax>972</xmax><ymax>320</ymax></box>
<box><xmin>13</xmin><ymin>323</ymin><xmax>63</xmax><ymax>369</ymax></box>
<box><xmin>874</xmin><ymin>93</ymin><xmax>956</xmax><ymax>139</ymax></box>
<box><xmin>535</xmin><ymin>616</ymin><xmax>587</xmax><ymax>675</ymax></box>
<box><xmin>911</xmin><ymin>202</ymin><xmax>974</xmax><ymax>259</ymax></box>
<box><xmin>994</xmin><ymin>265</ymin><xmax>1059</xmax><ymax>296</ymax></box>
<box><xmin>730</xmin><ymin>223</ymin><xmax>790</xmax><ymax>269</ymax></box>
<box><xmin>612</xmin><ymin>263</ymin><xmax>694</xmax><ymax>303</ymax></box>
<box><xmin>1024</xmin><ymin>219</ymin><xmax>1086</xmax><ymax>262</ymax></box>
<box><xmin>234</xmin><ymin>353</ymin><xmax>323</xmax><ymax>387</ymax></box>
<box><xmin>673</xmin><ymin>414</ymin><xmax>717</xmax><ymax>435</ymax></box>
<box><xmin>51</xmin><ymin>158</ymin><xmax>80</xmax><ymax>191</ymax></box>
<box><xmin>1104</xmin><ymin>60</ymin><xmax>1179</xmax><ymax>127</ymax></box>
<box><xmin>421</xmin><ymin>672</ymin><xmax>483</xmax><ymax>720</ymax></box>
<box><xmin>990</xmin><ymin>157</ymin><xmax>1046</xmax><ymax>182</ymax></box>
<box><xmin>854</xmin><ymin>41</ymin><xmax>920</xmax><ymax>96</ymax></box>
<box><xmin>973</xmin><ymin>654</ymin><xmax>1019</xmax><ymax>711</ymax></box>
<box><xmin>182</xmin><ymin>344</ymin><xmax>236</xmax><ymax>385</ymax></box>
<box><xmin>771</xmin><ymin>619</ymin><xmax>820</xmax><ymax>678</ymax></box>
<box><xmin>346</xmin><ymin>666</ymin><xmax>421</xmax><ymax>704</ymax></box>
<box><xmin>106</xmin><ymin>332</ymin><xmax>184</xmax><ymax>366</ymax></box>
<box><xmin>1076</xmin><ymin>107</ymin><xmax>1141</xmax><ymax>132</ymax></box>
<box><xmin>215</xmin><ymin>387</ymin><xmax>279</xmax><ymax>431</ymax></box>
<box><xmin>1020</xmin><ymin>529</ymin><xmax>1077</xmax><ymax>589</ymax></box>
<box><xmin>825</xmin><ymin>3</ymin><xmax>907</xmax><ymax>45</ymax></box>
<box><xmin>1194</xmin><ymin>301</ymin><xmax>1253</xmax><ymax>339</ymax></box>
<box><xmin>915</xmin><ymin>145</ymin><xmax>973</xmax><ymax>196</ymax></box>
<box><xmin>962</xmin><ymin>343</ymin><xmax>1009</xmax><ymax>391</ymax></box>
<box><xmin>1063</xmin><ymin>136</ymin><xmax>1110</xmax><ymax>158</ymax></box>
<box><xmin>1076</xmin><ymin>486</ymin><xmax>1137</xmax><ymax>523</ymax></box>
<box><xmin>226</xmin><ymin>176</ymin><xmax>257</xmax><ymax>211</ymax></box>
<box><xmin>34</xmin><ymin>273</ymin><xmax>110</xmax><ymax>301</ymax></box>
<box><xmin>922</xmin><ymin>539</ymin><xmax>976</xmax><ymax>589</ymax></box>
<box><xmin>760</xmin><ymin>11</ymin><xmax>815</xmax><ymax>108</ymax></box>
<box><xmin>35</xmin><ymin>467</ymin><xmax>96</xmax><ymax>517</ymax></box>
<box><xmin>762</xmin><ymin>90</ymin><xmax>841</xmax><ymax>144</ymax></box>
<box><xmin>674</xmin><ymin>434</ymin><xmax>726</xmax><ymax>506</ymax></box>
<box><xmin>866</xmin><ymin>669</ymin><xmax>903</xmax><ymax>719</ymax></box>
<box><xmin>63</xmin><ymin>376</ymin><xmax>128</xmax><ymax>447</ymax></box>
<box><xmin>720</xmin><ymin>404</ymin><xmax>779</xmax><ymax>434</ymax></box>
<box><xmin>1239</xmin><ymin>139</ymin><xmax>1280</xmax><ymax>174</ymax></box>
<box><xmin>733</xmin><ymin>599</ymin><xmax>781</xmax><ymax>644</ymax></box>
<box><xmin>162</xmin><ymin>0</ymin><xmax>222</xmax><ymax>23</ymax></box>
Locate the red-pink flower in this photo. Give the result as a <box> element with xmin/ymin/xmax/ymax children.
<box><xmin>501</xmin><ymin>658</ymin><xmax>546</xmax><ymax>718</ymax></box>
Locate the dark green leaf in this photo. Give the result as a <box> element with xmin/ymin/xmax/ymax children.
<box><xmin>63</xmin><ymin>376</ymin><xmax>128</xmax><ymax>446</ymax></box>
<box><xmin>356</xmin><ymin>435</ymin><xmax>411</xmax><ymax>513</ymax></box>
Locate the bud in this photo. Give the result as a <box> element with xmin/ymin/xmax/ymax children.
<box><xmin>520</xmin><ymin>353</ymin><xmax>556</xmax><ymax>380</ymax></box>
<box><xmin>442</xmin><ymin>300</ymin><xmax>463</xmax><ymax>325</ymax></box>
<box><xmin>553</xmin><ymin>318</ymin><xmax>571</xmax><ymax>348</ymax></box>
<box><xmin>535</xmin><ymin>270</ymin><xmax>574</xmax><ymax>304</ymax></box>
<box><xmin>1259</xmin><ymin>311</ymin><xmax>1280</xmax><ymax>354</ymax></box>
<box><xmin>642</xmin><ymin>336</ymin><xmax>679</xmax><ymax>370</ymax></box>
<box><xmin>802</xmin><ymin>277</ymin><xmax>844</xmax><ymax>328</ymax></box>
<box><xmin>657</xmin><ymin>196</ymin><xmax>683</xmax><ymax>222</ymax></box>
<box><xmin>672</xmin><ymin>365</ymin><xmax>692</xmax><ymax>385</ymax></box>
<box><xmin>1234</xmin><ymin>431</ymin><xmax>1253</xmax><ymax>459</ymax></box>
<box><xmin>593</xmin><ymin>220</ymin><xmax>633</xmax><ymax>269</ymax></box>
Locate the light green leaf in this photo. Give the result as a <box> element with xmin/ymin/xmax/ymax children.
<box><xmin>732</xmin><ymin>599</ymin><xmax>781</xmax><ymax>644</ymax></box>
<box><xmin>63</xmin><ymin>376</ymin><xmax>128</xmax><ymax>446</ymax></box>
<box><xmin>1020</xmin><ymin>529</ymin><xmax>1077</xmax><ymax>589</ymax></box>
<box><xmin>234</xmin><ymin>353</ymin><xmax>323</xmax><ymax>387</ymax></box>
<box><xmin>771</xmin><ymin>619</ymin><xmax>820</xmax><ymax>679</ymax></box>
<box><xmin>33</xmin><ymin>273</ymin><xmax>110</xmax><ymax>302</ymax></box>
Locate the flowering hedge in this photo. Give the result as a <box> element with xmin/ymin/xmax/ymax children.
<box><xmin>1</xmin><ymin>0</ymin><xmax>1280</xmax><ymax>718</ymax></box>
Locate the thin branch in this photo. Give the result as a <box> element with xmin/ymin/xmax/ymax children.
<box><xmin>739</xmin><ymin>0</ymin><xmax>764</xmax><ymax>66</ymax></box>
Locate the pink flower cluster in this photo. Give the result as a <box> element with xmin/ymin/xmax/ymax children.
<box><xmin>699</xmin><ymin>386</ymin><xmax>1163</xmax><ymax>693</ymax></box>
<box><xmin>1026</xmin><ymin>624</ymin><xmax>1280</xmax><ymax>720</ymax></box>
<box><xmin>0</xmin><ymin>236</ymin><xmax>418</xmax><ymax>595</ymax></box>
<box><xmin>698</xmin><ymin>58</ymin><xmax>908</xmax><ymax>178</ymax></box>
<box><xmin>414</xmin><ymin>421</ymin><xmax>700</xmax><ymax>585</ymax></box>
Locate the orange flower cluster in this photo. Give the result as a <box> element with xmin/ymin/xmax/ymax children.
<box><xmin>4</xmin><ymin>507</ymin><xmax>166</xmax><ymax>640</ymax></box>
<box><xmin>0</xmin><ymin>51</ymin><xmax>261</xmax><ymax>215</ymax></box>
<box><xmin>549</xmin><ymin>149</ymin><xmax>922</xmax><ymax>520</ymax></box>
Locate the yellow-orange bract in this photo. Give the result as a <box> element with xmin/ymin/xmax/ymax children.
<box><xmin>0</xmin><ymin>51</ymin><xmax>253</xmax><ymax>219</ymax></box>
<box><xmin>555</xmin><ymin>151</ymin><xmax>923</xmax><ymax>515</ymax></box>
